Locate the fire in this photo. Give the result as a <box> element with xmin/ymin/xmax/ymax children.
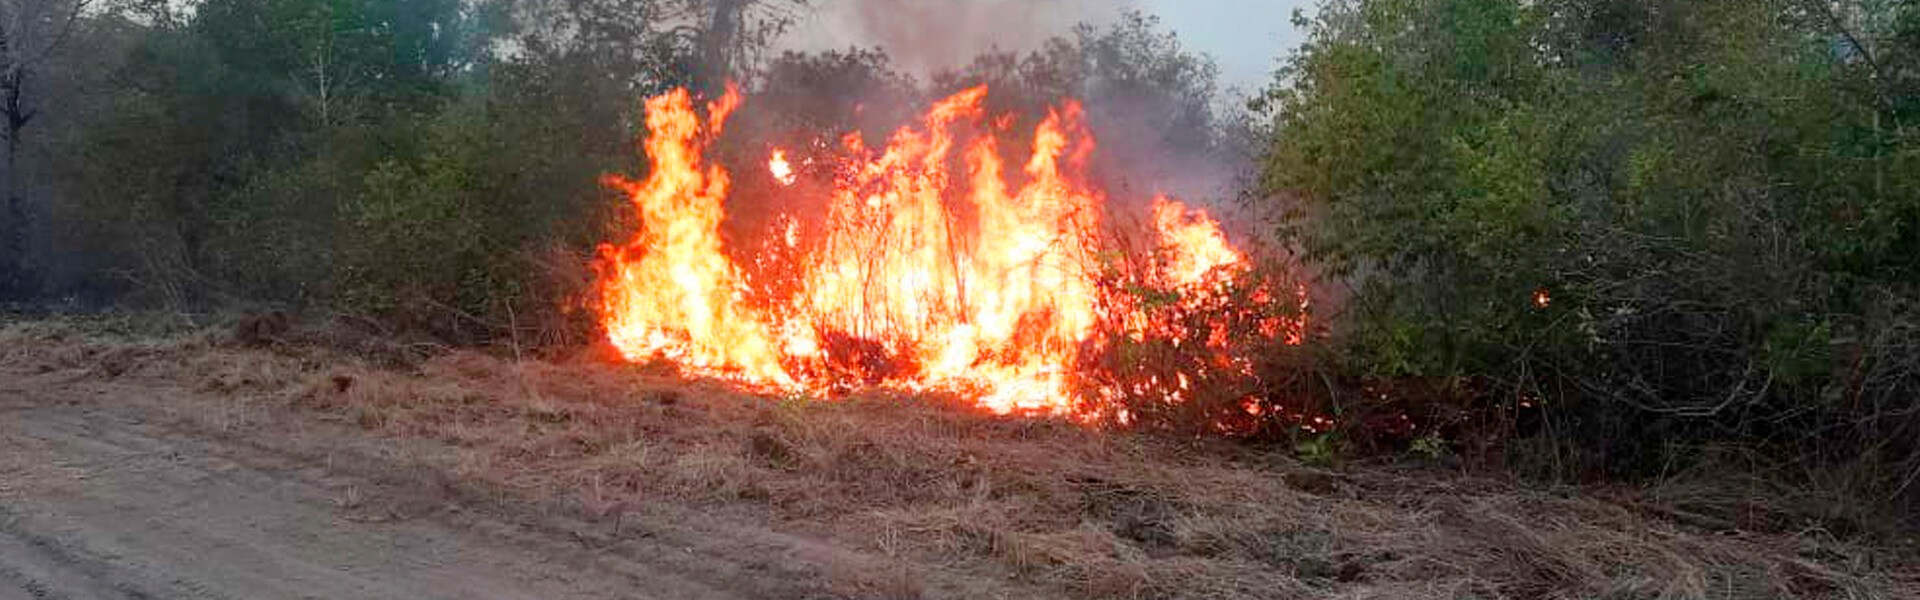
<box><xmin>595</xmin><ymin>85</ymin><xmax>1304</xmax><ymax>415</ymax></box>
<box><xmin>1152</xmin><ymin>196</ymin><xmax>1245</xmax><ymax>286</ymax></box>
<box><xmin>768</xmin><ymin>149</ymin><xmax>796</xmax><ymax>186</ymax></box>
<box><xmin>594</xmin><ymin>86</ymin><xmax>793</xmax><ymax>384</ymax></box>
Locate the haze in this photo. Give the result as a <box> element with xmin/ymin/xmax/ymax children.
<box><xmin>780</xmin><ymin>0</ymin><xmax>1309</xmax><ymax>90</ymax></box>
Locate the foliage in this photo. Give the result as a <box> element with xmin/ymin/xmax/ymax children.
<box><xmin>933</xmin><ymin>11</ymin><xmax>1240</xmax><ymax>190</ymax></box>
<box><xmin>1075</xmin><ymin>261</ymin><xmax>1320</xmax><ymax>437</ymax></box>
<box><xmin>750</xmin><ymin>48</ymin><xmax>921</xmax><ymax>138</ymax></box>
<box><xmin>41</xmin><ymin>0</ymin><xmax>1243</xmax><ymax>340</ymax></box>
<box><xmin>1259</xmin><ymin>0</ymin><xmax>1920</xmax><ymax>523</ymax></box>
<box><xmin>43</xmin><ymin>0</ymin><xmax>682</xmax><ymax>342</ymax></box>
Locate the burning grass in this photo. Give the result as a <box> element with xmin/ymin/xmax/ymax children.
<box><xmin>2</xmin><ymin>314</ymin><xmax>1913</xmax><ymax>599</ymax></box>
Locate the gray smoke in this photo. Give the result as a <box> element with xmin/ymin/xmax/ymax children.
<box><xmin>780</xmin><ymin>0</ymin><xmax>1141</xmax><ymax>78</ymax></box>
<box><xmin>765</xmin><ymin>0</ymin><xmax>1267</xmax><ymax>239</ymax></box>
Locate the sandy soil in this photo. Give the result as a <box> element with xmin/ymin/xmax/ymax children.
<box><xmin>0</xmin><ymin>362</ymin><xmax>963</xmax><ymax>599</ymax></box>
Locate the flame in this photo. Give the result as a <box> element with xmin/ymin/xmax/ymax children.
<box><xmin>595</xmin><ymin>86</ymin><xmax>1304</xmax><ymax>414</ymax></box>
<box><xmin>768</xmin><ymin>149</ymin><xmax>797</xmax><ymax>186</ymax></box>
<box><xmin>1153</xmin><ymin>196</ymin><xmax>1244</xmax><ymax>285</ymax></box>
<box><xmin>593</xmin><ymin>86</ymin><xmax>790</xmax><ymax>384</ymax></box>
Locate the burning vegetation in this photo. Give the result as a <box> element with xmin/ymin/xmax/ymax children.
<box><xmin>13</xmin><ymin>0</ymin><xmax>1920</xmax><ymax>593</ymax></box>
<box><xmin>593</xmin><ymin>85</ymin><xmax>1307</xmax><ymax>419</ymax></box>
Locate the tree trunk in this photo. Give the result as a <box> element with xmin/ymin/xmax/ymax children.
<box><xmin>0</xmin><ymin>0</ymin><xmax>89</xmax><ymax>300</ymax></box>
<box><xmin>0</xmin><ymin>78</ymin><xmax>24</xmax><ymax>300</ymax></box>
<box><xmin>695</xmin><ymin>0</ymin><xmax>743</xmax><ymax>95</ymax></box>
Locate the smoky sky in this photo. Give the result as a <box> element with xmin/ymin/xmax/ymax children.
<box><xmin>778</xmin><ymin>0</ymin><xmax>1308</xmax><ymax>90</ymax></box>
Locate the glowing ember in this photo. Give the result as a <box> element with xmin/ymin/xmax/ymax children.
<box><xmin>1533</xmin><ymin>287</ymin><xmax>1552</xmax><ymax>309</ymax></box>
<box><xmin>768</xmin><ymin>149</ymin><xmax>796</xmax><ymax>186</ymax></box>
<box><xmin>595</xmin><ymin>86</ymin><xmax>1304</xmax><ymax>414</ymax></box>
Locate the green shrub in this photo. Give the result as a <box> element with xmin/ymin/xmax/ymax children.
<box><xmin>1259</xmin><ymin>0</ymin><xmax>1920</xmax><ymax>526</ymax></box>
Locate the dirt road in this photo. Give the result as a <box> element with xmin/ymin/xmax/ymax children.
<box><xmin>0</xmin><ymin>370</ymin><xmax>857</xmax><ymax>600</ymax></box>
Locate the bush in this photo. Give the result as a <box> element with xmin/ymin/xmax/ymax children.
<box><xmin>333</xmin><ymin>82</ymin><xmax>626</xmax><ymax>345</ymax></box>
<box><xmin>1259</xmin><ymin>0</ymin><xmax>1920</xmax><ymax>527</ymax></box>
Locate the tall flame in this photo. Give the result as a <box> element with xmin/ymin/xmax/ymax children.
<box><xmin>594</xmin><ymin>86</ymin><xmax>790</xmax><ymax>384</ymax></box>
<box><xmin>596</xmin><ymin>86</ymin><xmax>1300</xmax><ymax>414</ymax></box>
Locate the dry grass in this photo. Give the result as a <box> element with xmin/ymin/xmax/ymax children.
<box><xmin>2</xmin><ymin>313</ymin><xmax>1916</xmax><ymax>599</ymax></box>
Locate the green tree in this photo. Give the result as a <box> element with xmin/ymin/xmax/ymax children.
<box><xmin>50</xmin><ymin>0</ymin><xmax>477</xmax><ymax>305</ymax></box>
<box><xmin>1260</xmin><ymin>0</ymin><xmax>1920</xmax><ymax>517</ymax></box>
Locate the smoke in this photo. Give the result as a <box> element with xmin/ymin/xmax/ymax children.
<box><xmin>781</xmin><ymin>0</ymin><xmax>1140</xmax><ymax>77</ymax></box>
<box><xmin>762</xmin><ymin>0</ymin><xmax>1267</xmax><ymax>238</ymax></box>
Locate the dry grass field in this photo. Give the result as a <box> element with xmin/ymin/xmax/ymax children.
<box><xmin>2</xmin><ymin>313</ymin><xmax>1915</xmax><ymax>599</ymax></box>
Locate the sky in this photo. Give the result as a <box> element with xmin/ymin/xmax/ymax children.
<box><xmin>1137</xmin><ymin>0</ymin><xmax>1307</xmax><ymax>89</ymax></box>
<box><xmin>779</xmin><ymin>0</ymin><xmax>1313</xmax><ymax>91</ymax></box>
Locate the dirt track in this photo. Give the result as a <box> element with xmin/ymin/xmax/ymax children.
<box><xmin>0</xmin><ymin>370</ymin><xmax>874</xmax><ymax>600</ymax></box>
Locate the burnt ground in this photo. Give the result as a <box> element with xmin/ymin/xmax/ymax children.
<box><xmin>0</xmin><ymin>315</ymin><xmax>1915</xmax><ymax>599</ymax></box>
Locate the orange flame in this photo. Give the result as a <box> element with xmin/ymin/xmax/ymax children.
<box><xmin>596</xmin><ymin>86</ymin><xmax>1303</xmax><ymax>414</ymax></box>
<box><xmin>1152</xmin><ymin>196</ymin><xmax>1245</xmax><ymax>286</ymax></box>
<box><xmin>594</xmin><ymin>86</ymin><xmax>790</xmax><ymax>384</ymax></box>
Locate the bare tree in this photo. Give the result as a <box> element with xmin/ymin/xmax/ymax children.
<box><xmin>0</xmin><ymin>0</ymin><xmax>91</xmax><ymax>298</ymax></box>
<box><xmin>669</xmin><ymin>0</ymin><xmax>806</xmax><ymax>93</ymax></box>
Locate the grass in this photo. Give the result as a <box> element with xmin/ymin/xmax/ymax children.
<box><xmin>2</xmin><ymin>313</ymin><xmax>1916</xmax><ymax>599</ymax></box>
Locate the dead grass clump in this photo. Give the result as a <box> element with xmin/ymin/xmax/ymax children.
<box><xmin>1328</xmin><ymin>479</ymin><xmax>1904</xmax><ymax>599</ymax></box>
<box><xmin>230</xmin><ymin>310</ymin><xmax>293</xmax><ymax>347</ymax></box>
<box><xmin>0</xmin><ymin>316</ymin><xmax>271</xmax><ymax>384</ymax></box>
<box><xmin>185</xmin><ymin>346</ymin><xmax>310</xmax><ymax>393</ymax></box>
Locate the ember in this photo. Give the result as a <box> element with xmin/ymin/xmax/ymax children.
<box><xmin>594</xmin><ymin>85</ymin><xmax>1305</xmax><ymax>414</ymax></box>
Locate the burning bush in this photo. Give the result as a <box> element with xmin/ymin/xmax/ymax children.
<box><xmin>1076</xmin><ymin>260</ymin><xmax>1316</xmax><ymax>435</ymax></box>
<box><xmin>593</xmin><ymin>84</ymin><xmax>1311</xmax><ymax>422</ymax></box>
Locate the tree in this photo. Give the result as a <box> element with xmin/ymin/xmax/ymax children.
<box><xmin>674</xmin><ymin>0</ymin><xmax>807</xmax><ymax>93</ymax></box>
<box><xmin>42</xmin><ymin>0</ymin><xmax>482</xmax><ymax>306</ymax></box>
<box><xmin>192</xmin><ymin>0</ymin><xmax>472</xmax><ymax>127</ymax></box>
<box><xmin>1258</xmin><ymin>0</ymin><xmax>1920</xmax><ymax>519</ymax></box>
<box><xmin>933</xmin><ymin>11</ymin><xmax>1232</xmax><ymax>195</ymax></box>
<box><xmin>751</xmin><ymin>47</ymin><xmax>919</xmax><ymax>136</ymax></box>
<box><xmin>0</xmin><ymin>0</ymin><xmax>90</xmax><ymax>298</ymax></box>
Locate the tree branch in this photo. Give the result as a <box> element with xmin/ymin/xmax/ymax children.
<box><xmin>1803</xmin><ymin>0</ymin><xmax>1897</xmax><ymax>114</ymax></box>
<box><xmin>24</xmin><ymin>0</ymin><xmax>92</xmax><ymax>69</ymax></box>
